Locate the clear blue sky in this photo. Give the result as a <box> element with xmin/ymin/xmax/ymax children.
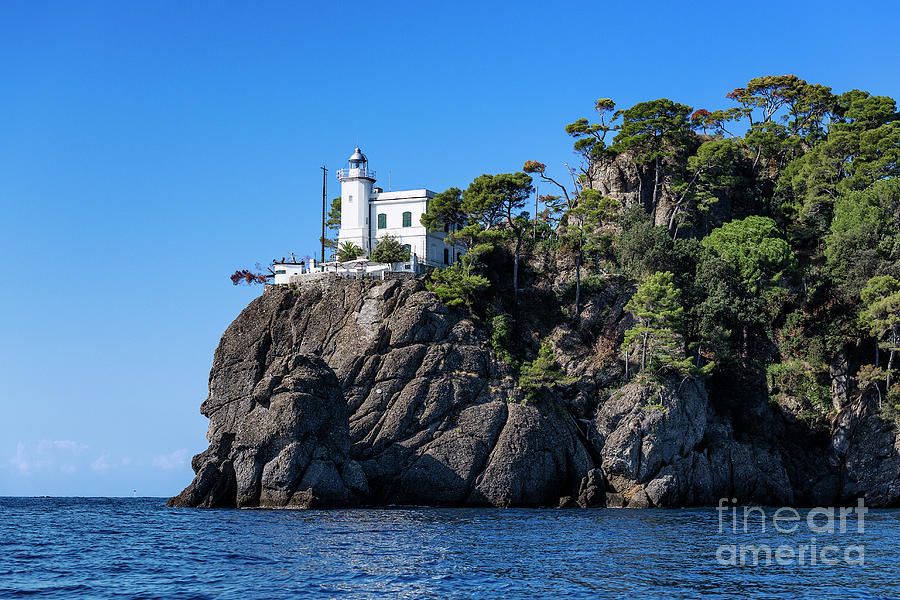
<box><xmin>2</xmin><ymin>0</ymin><xmax>898</xmax><ymax>496</ymax></box>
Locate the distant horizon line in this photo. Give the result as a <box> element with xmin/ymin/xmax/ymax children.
<box><xmin>0</xmin><ymin>495</ymin><xmax>168</xmax><ymax>499</ymax></box>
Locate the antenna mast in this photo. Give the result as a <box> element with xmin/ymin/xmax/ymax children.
<box><xmin>320</xmin><ymin>166</ymin><xmax>327</xmax><ymax>263</ymax></box>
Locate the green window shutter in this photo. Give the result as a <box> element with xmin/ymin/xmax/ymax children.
<box><xmin>377</xmin><ymin>213</ymin><xmax>386</xmax><ymax>229</ymax></box>
<box><xmin>402</xmin><ymin>211</ymin><xmax>412</xmax><ymax>227</ymax></box>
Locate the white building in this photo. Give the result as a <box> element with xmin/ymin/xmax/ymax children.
<box><xmin>337</xmin><ymin>147</ymin><xmax>462</xmax><ymax>268</ymax></box>
<box><xmin>271</xmin><ymin>259</ymin><xmax>315</xmax><ymax>284</ymax></box>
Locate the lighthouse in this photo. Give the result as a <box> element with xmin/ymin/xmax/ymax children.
<box><xmin>336</xmin><ymin>147</ymin><xmax>376</xmax><ymax>254</ymax></box>
<box><xmin>270</xmin><ymin>145</ymin><xmax>465</xmax><ymax>285</ymax></box>
<box><xmin>332</xmin><ymin>145</ymin><xmax>464</xmax><ymax>268</ymax></box>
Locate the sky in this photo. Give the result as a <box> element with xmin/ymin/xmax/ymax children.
<box><xmin>2</xmin><ymin>0</ymin><xmax>899</xmax><ymax>497</ymax></box>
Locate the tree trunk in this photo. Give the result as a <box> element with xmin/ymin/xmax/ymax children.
<box><xmin>634</xmin><ymin>163</ymin><xmax>644</xmax><ymax>211</ymax></box>
<box><xmin>667</xmin><ymin>168</ymin><xmax>703</xmax><ymax>236</ymax></box>
<box><xmin>887</xmin><ymin>326</ymin><xmax>898</xmax><ymax>390</ymax></box>
<box><xmin>651</xmin><ymin>158</ymin><xmax>660</xmax><ymax>223</ymax></box>
<box><xmin>887</xmin><ymin>349</ymin><xmax>895</xmax><ymax>391</ymax></box>
<box><xmin>513</xmin><ymin>234</ymin><xmax>522</xmax><ymax>309</ymax></box>
<box><xmin>668</xmin><ymin>207</ymin><xmax>680</xmax><ymax>237</ymax></box>
<box><xmin>575</xmin><ymin>238</ymin><xmax>583</xmax><ymax>318</ymax></box>
<box><xmin>641</xmin><ymin>331</ymin><xmax>648</xmax><ymax>370</ymax></box>
<box><xmin>752</xmin><ymin>146</ymin><xmax>763</xmax><ymax>170</ymax></box>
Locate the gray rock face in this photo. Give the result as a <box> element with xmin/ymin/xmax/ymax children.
<box><xmin>171</xmin><ymin>279</ymin><xmax>900</xmax><ymax>509</ymax></box>
<box><xmin>587</xmin><ymin>151</ymin><xmax>678</xmax><ymax>228</ymax></box>
<box><xmin>170</xmin><ymin>280</ymin><xmax>594</xmax><ymax>508</ymax></box>
<box><xmin>589</xmin><ymin>152</ymin><xmax>650</xmax><ymax>214</ymax></box>
<box><xmin>832</xmin><ymin>394</ymin><xmax>900</xmax><ymax>506</ymax></box>
<box><xmin>588</xmin><ymin>379</ymin><xmax>794</xmax><ymax>508</ymax></box>
<box><xmin>585</xmin><ymin>144</ymin><xmax>733</xmax><ymax>234</ymax></box>
<box><xmin>167</xmin><ymin>300</ymin><xmax>363</xmax><ymax>509</ymax></box>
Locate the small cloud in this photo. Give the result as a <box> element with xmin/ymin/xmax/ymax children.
<box><xmin>152</xmin><ymin>449</ymin><xmax>189</xmax><ymax>471</ymax></box>
<box><xmin>8</xmin><ymin>440</ymin><xmax>90</xmax><ymax>475</ymax></box>
<box><xmin>9</xmin><ymin>442</ymin><xmax>30</xmax><ymax>473</ymax></box>
<box><xmin>59</xmin><ymin>441</ymin><xmax>87</xmax><ymax>452</ymax></box>
<box><xmin>37</xmin><ymin>440</ymin><xmax>88</xmax><ymax>454</ymax></box>
<box><xmin>91</xmin><ymin>453</ymin><xmax>111</xmax><ymax>472</ymax></box>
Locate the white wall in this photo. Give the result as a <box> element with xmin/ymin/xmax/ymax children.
<box><xmin>337</xmin><ymin>182</ymin><xmax>465</xmax><ymax>266</ymax></box>
<box><xmin>271</xmin><ymin>263</ymin><xmax>304</xmax><ymax>284</ymax></box>
<box><xmin>338</xmin><ymin>174</ymin><xmax>374</xmax><ymax>252</ymax></box>
<box><xmin>370</xmin><ymin>190</ymin><xmax>431</xmax><ymax>261</ymax></box>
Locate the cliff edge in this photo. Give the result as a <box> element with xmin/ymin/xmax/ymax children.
<box><xmin>169</xmin><ymin>279</ymin><xmax>900</xmax><ymax>508</ymax></box>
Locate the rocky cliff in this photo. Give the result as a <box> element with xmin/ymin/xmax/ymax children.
<box><xmin>169</xmin><ymin>279</ymin><xmax>900</xmax><ymax>509</ymax></box>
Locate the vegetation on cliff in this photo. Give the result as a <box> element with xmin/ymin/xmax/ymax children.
<box><xmin>422</xmin><ymin>74</ymin><xmax>900</xmax><ymax>421</ymax></box>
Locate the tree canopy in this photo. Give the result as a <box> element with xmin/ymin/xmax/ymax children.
<box><xmin>623</xmin><ymin>271</ymin><xmax>691</xmax><ymax>375</ymax></box>
<box><xmin>371</xmin><ymin>235</ymin><xmax>410</xmax><ymax>263</ymax></box>
<box><xmin>462</xmin><ymin>172</ymin><xmax>533</xmax><ymax>307</ymax></box>
<box><xmin>701</xmin><ymin>216</ymin><xmax>796</xmax><ymax>292</ymax></box>
<box><xmin>859</xmin><ymin>275</ymin><xmax>900</xmax><ymax>389</ymax></box>
<box><xmin>337</xmin><ymin>241</ymin><xmax>364</xmax><ymax>262</ymax></box>
<box><xmin>412</xmin><ymin>74</ymin><xmax>900</xmax><ymax>420</ymax></box>
<box><xmin>421</xmin><ymin>187</ymin><xmax>464</xmax><ymax>232</ymax></box>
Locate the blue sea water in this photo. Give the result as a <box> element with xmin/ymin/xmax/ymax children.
<box><xmin>0</xmin><ymin>498</ymin><xmax>898</xmax><ymax>599</ymax></box>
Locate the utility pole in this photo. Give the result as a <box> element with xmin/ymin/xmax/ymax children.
<box><xmin>320</xmin><ymin>166</ymin><xmax>327</xmax><ymax>263</ymax></box>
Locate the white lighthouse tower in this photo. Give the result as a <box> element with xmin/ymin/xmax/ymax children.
<box><xmin>336</xmin><ymin>147</ymin><xmax>376</xmax><ymax>255</ymax></box>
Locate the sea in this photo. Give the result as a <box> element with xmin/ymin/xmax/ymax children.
<box><xmin>1</xmin><ymin>497</ymin><xmax>898</xmax><ymax>599</ymax></box>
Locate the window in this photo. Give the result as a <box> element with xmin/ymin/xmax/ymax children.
<box><xmin>377</xmin><ymin>213</ymin><xmax>386</xmax><ymax>229</ymax></box>
<box><xmin>402</xmin><ymin>211</ymin><xmax>412</xmax><ymax>227</ymax></box>
<box><xmin>275</xmin><ymin>270</ymin><xmax>286</xmax><ymax>275</ymax></box>
<box><xmin>403</xmin><ymin>244</ymin><xmax>411</xmax><ymax>257</ymax></box>
<box><xmin>349</xmin><ymin>194</ymin><xmax>354</xmax><ymax>203</ymax></box>
<box><xmin>443</xmin><ymin>248</ymin><xmax>449</xmax><ymax>265</ymax></box>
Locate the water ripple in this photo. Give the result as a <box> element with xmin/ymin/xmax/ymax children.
<box><xmin>0</xmin><ymin>498</ymin><xmax>898</xmax><ymax>599</ymax></box>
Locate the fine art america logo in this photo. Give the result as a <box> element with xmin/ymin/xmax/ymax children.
<box><xmin>716</xmin><ymin>498</ymin><xmax>867</xmax><ymax>566</ymax></box>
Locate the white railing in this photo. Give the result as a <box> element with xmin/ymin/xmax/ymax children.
<box><xmin>336</xmin><ymin>167</ymin><xmax>376</xmax><ymax>180</ymax></box>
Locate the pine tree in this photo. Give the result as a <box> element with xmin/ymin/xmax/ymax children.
<box><xmin>370</xmin><ymin>235</ymin><xmax>409</xmax><ymax>263</ymax></box>
<box><xmin>623</xmin><ymin>271</ymin><xmax>692</xmax><ymax>375</ymax></box>
<box><xmin>519</xmin><ymin>342</ymin><xmax>577</xmax><ymax>401</ymax></box>
<box><xmin>860</xmin><ymin>275</ymin><xmax>900</xmax><ymax>389</ymax></box>
<box><xmin>322</xmin><ymin>197</ymin><xmax>341</xmax><ymax>259</ymax></box>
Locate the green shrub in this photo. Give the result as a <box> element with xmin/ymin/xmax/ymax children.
<box><xmin>337</xmin><ymin>241</ymin><xmax>364</xmax><ymax>262</ymax></box>
<box><xmin>426</xmin><ymin>263</ymin><xmax>490</xmax><ymax>308</ymax></box>
<box><xmin>884</xmin><ymin>384</ymin><xmax>900</xmax><ymax>422</ymax></box>
<box><xmin>767</xmin><ymin>360</ymin><xmax>831</xmax><ymax>411</ymax></box>
<box><xmin>371</xmin><ymin>235</ymin><xmax>410</xmax><ymax>263</ymax></box>
<box><xmin>519</xmin><ymin>342</ymin><xmax>578</xmax><ymax>401</ymax></box>
<box><xmin>490</xmin><ymin>314</ymin><xmax>516</xmax><ymax>365</ymax></box>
